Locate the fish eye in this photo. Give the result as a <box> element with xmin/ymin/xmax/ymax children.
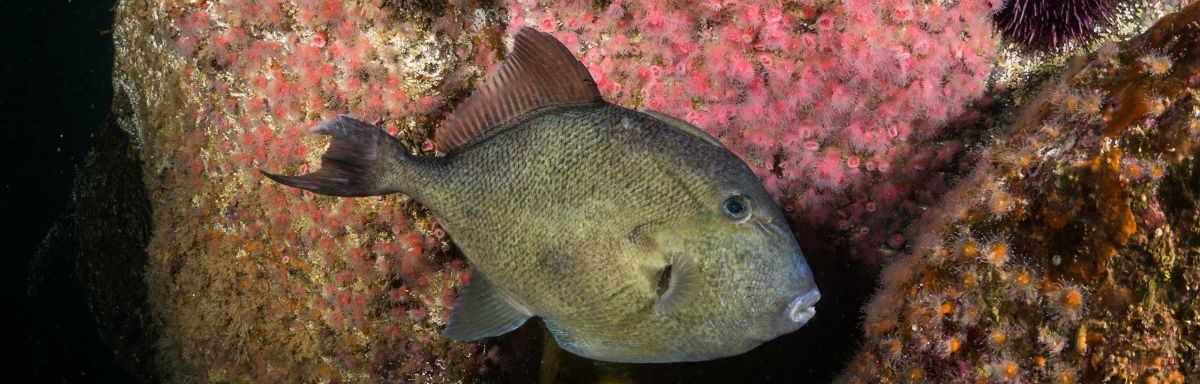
<box><xmin>722</xmin><ymin>194</ymin><xmax>751</xmax><ymax>222</ymax></box>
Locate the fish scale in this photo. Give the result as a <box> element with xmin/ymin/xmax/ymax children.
<box><xmin>435</xmin><ymin>105</ymin><xmax>674</xmax><ymax>322</ymax></box>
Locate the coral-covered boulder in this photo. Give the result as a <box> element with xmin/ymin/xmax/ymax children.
<box><xmin>113</xmin><ymin>0</ymin><xmax>523</xmax><ymax>381</ymax></box>
<box><xmin>509</xmin><ymin>0</ymin><xmax>999</xmax><ymax>264</ymax></box>
<box><xmin>110</xmin><ymin>0</ymin><xmax>1000</xmax><ymax>379</ymax></box>
<box><xmin>98</xmin><ymin>0</ymin><xmax>1196</xmax><ymax>381</ymax></box>
<box><xmin>842</xmin><ymin>3</ymin><xmax>1200</xmax><ymax>382</ymax></box>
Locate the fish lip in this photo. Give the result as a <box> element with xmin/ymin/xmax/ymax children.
<box><xmin>785</xmin><ymin>289</ymin><xmax>821</xmax><ymax>325</ymax></box>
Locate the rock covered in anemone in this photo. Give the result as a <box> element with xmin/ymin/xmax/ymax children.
<box><xmin>106</xmin><ymin>0</ymin><xmax>1198</xmax><ymax>381</ymax></box>
<box><xmin>115</xmin><ymin>0</ymin><xmax>522</xmax><ymax>381</ymax></box>
<box><xmin>508</xmin><ymin>0</ymin><xmax>999</xmax><ymax>264</ymax></box>
<box><xmin>840</xmin><ymin>3</ymin><xmax>1200</xmax><ymax>382</ymax></box>
<box><xmin>114</xmin><ymin>0</ymin><xmax>1001</xmax><ymax>380</ymax></box>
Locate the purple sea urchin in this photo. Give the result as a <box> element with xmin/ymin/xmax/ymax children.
<box><xmin>994</xmin><ymin>0</ymin><xmax>1118</xmax><ymax>47</ymax></box>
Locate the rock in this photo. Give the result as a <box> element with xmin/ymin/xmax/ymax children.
<box><xmin>841</xmin><ymin>3</ymin><xmax>1200</xmax><ymax>382</ymax></box>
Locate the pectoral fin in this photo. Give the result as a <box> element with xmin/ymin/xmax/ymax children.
<box><xmin>655</xmin><ymin>253</ymin><xmax>703</xmax><ymax>314</ymax></box>
<box><xmin>443</xmin><ymin>269</ymin><xmax>532</xmax><ymax>341</ymax></box>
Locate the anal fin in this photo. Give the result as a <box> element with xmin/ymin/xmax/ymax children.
<box><xmin>443</xmin><ymin>269</ymin><xmax>533</xmax><ymax>341</ymax></box>
<box><xmin>544</xmin><ymin>320</ymin><xmax>587</xmax><ymax>354</ymax></box>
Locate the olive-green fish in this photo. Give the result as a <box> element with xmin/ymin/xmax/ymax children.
<box><xmin>264</xmin><ymin>27</ymin><xmax>819</xmax><ymax>363</ymax></box>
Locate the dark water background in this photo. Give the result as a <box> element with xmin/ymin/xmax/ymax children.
<box><xmin>2</xmin><ymin>0</ymin><xmax>129</xmax><ymax>381</ymax></box>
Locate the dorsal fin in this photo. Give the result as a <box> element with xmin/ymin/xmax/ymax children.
<box><xmin>640</xmin><ymin>109</ymin><xmax>725</xmax><ymax>149</ymax></box>
<box><xmin>436</xmin><ymin>27</ymin><xmax>602</xmax><ymax>151</ymax></box>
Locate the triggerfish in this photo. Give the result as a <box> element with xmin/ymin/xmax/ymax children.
<box><xmin>263</xmin><ymin>27</ymin><xmax>819</xmax><ymax>363</ymax></box>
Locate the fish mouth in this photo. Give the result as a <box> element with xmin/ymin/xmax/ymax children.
<box><xmin>785</xmin><ymin>289</ymin><xmax>821</xmax><ymax>325</ymax></box>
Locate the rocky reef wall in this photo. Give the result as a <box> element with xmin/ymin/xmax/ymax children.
<box><xmin>76</xmin><ymin>0</ymin><xmax>1200</xmax><ymax>382</ymax></box>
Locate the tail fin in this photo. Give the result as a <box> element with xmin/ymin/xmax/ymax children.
<box><xmin>261</xmin><ymin>115</ymin><xmax>406</xmax><ymax>197</ymax></box>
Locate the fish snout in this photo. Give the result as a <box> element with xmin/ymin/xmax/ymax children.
<box><xmin>784</xmin><ymin>288</ymin><xmax>821</xmax><ymax>326</ymax></box>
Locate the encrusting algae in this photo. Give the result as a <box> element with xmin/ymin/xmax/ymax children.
<box><xmin>840</xmin><ymin>3</ymin><xmax>1200</xmax><ymax>382</ymax></box>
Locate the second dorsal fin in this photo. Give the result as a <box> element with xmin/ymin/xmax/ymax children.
<box><xmin>436</xmin><ymin>27</ymin><xmax>603</xmax><ymax>151</ymax></box>
<box><xmin>640</xmin><ymin>109</ymin><xmax>725</xmax><ymax>149</ymax></box>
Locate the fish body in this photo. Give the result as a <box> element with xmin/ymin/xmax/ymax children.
<box><xmin>264</xmin><ymin>28</ymin><xmax>819</xmax><ymax>363</ymax></box>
